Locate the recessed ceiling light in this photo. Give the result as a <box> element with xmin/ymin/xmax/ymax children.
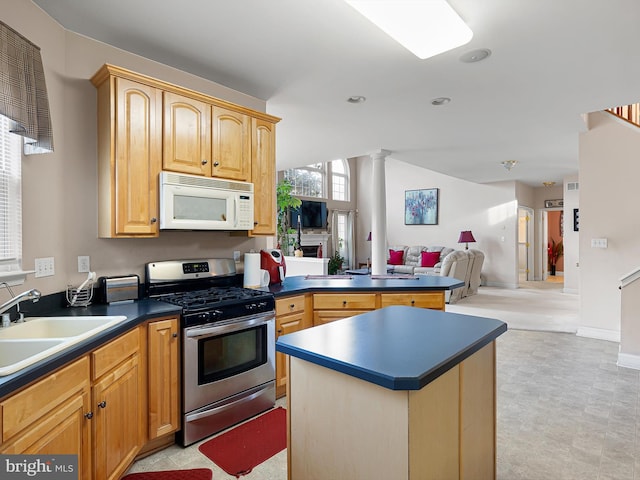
<box><xmin>460</xmin><ymin>48</ymin><xmax>492</xmax><ymax>63</ymax></box>
<box><xmin>343</xmin><ymin>0</ymin><xmax>473</xmax><ymax>60</ymax></box>
<box><xmin>431</xmin><ymin>97</ymin><xmax>451</xmax><ymax>106</ymax></box>
<box><xmin>347</xmin><ymin>95</ymin><xmax>366</xmax><ymax>104</ymax></box>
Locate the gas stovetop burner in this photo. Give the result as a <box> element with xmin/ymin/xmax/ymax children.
<box><xmin>160</xmin><ymin>286</ymin><xmax>272</xmax><ymax>311</ymax></box>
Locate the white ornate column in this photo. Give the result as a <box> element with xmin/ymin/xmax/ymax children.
<box><xmin>371</xmin><ymin>150</ymin><xmax>390</xmax><ymax>275</ymax></box>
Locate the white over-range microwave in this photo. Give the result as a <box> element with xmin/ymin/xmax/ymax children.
<box><xmin>159</xmin><ymin>171</ymin><xmax>254</xmax><ymax>231</ymax></box>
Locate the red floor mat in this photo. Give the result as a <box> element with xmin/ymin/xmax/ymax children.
<box><xmin>121</xmin><ymin>468</ymin><xmax>212</xmax><ymax>480</ymax></box>
<box><xmin>198</xmin><ymin>407</ymin><xmax>286</xmax><ymax>478</ymax></box>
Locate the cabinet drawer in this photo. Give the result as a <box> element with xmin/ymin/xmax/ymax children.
<box><xmin>380</xmin><ymin>292</ymin><xmax>444</xmax><ymax>309</ymax></box>
<box><xmin>313</xmin><ymin>293</ymin><xmax>377</xmax><ymax>310</ymax></box>
<box><xmin>313</xmin><ymin>310</ymin><xmax>371</xmax><ymax>326</ymax></box>
<box><xmin>92</xmin><ymin>327</ymin><xmax>140</xmax><ymax>380</ymax></box>
<box><xmin>276</xmin><ymin>295</ymin><xmax>307</xmax><ymax>316</ymax></box>
<box><xmin>1</xmin><ymin>356</ymin><xmax>90</xmax><ymax>443</ymax></box>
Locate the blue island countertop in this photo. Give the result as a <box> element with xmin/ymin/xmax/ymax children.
<box><xmin>276</xmin><ymin>305</ymin><xmax>507</xmax><ymax>390</ymax></box>
<box><xmin>268</xmin><ymin>274</ymin><xmax>464</xmax><ymax>296</ymax></box>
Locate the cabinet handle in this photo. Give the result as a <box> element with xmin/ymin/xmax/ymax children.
<box><xmin>342</xmin><ymin>300</ymin><xmax>347</xmax><ymax>306</ymax></box>
<box><xmin>201</xmin><ymin>159</ymin><xmax>208</xmax><ymax>165</ymax></box>
<box><xmin>277</xmin><ymin>328</ymin><xmax>282</xmax><ymax>334</ymax></box>
<box><xmin>172</xmin><ymin>332</ymin><xmax>178</xmax><ymax>338</ymax></box>
<box><xmin>84</xmin><ymin>411</ymin><xmax>93</xmax><ymax>419</ymax></box>
<box><xmin>150</xmin><ymin>217</ymin><xmax>157</xmax><ymax>224</ymax></box>
<box><xmin>98</xmin><ymin>401</ymin><xmax>107</xmax><ymax>409</ymax></box>
<box><xmin>411</xmin><ymin>299</ymin><xmax>415</xmax><ymax>305</ymax></box>
<box><xmin>289</xmin><ymin>304</ymin><xmax>295</xmax><ymax>309</ymax></box>
<box><xmin>213</xmin><ymin>161</ymin><xmax>220</xmax><ymax>167</ymax></box>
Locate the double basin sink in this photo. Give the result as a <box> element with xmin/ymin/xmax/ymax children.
<box><xmin>0</xmin><ymin>316</ymin><xmax>127</xmax><ymax>376</ymax></box>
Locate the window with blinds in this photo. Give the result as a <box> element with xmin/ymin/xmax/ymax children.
<box><xmin>0</xmin><ymin>115</ymin><xmax>22</xmax><ymax>274</ymax></box>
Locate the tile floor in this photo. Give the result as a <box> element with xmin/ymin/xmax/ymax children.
<box><xmin>127</xmin><ymin>284</ymin><xmax>640</xmax><ymax>480</ymax></box>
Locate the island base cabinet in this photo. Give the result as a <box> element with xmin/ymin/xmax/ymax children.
<box><xmin>286</xmin><ymin>342</ymin><xmax>496</xmax><ymax>480</ymax></box>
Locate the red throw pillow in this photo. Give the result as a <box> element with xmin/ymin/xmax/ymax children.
<box><xmin>421</xmin><ymin>251</ymin><xmax>440</xmax><ymax>267</ymax></box>
<box><xmin>388</xmin><ymin>249</ymin><xmax>404</xmax><ymax>265</ymax></box>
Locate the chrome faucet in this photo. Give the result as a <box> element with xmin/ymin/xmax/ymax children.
<box><xmin>0</xmin><ymin>286</ymin><xmax>42</xmax><ymax>323</ymax></box>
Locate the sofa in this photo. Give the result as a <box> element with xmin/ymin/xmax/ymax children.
<box><xmin>387</xmin><ymin>245</ymin><xmax>484</xmax><ymax>304</ymax></box>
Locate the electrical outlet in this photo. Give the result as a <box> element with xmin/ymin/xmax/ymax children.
<box><xmin>35</xmin><ymin>257</ymin><xmax>55</xmax><ymax>278</ymax></box>
<box><xmin>78</xmin><ymin>255</ymin><xmax>90</xmax><ymax>273</ymax></box>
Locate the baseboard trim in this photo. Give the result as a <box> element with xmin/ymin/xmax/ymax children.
<box><xmin>617</xmin><ymin>353</ymin><xmax>640</xmax><ymax>370</ymax></box>
<box><xmin>576</xmin><ymin>326</ymin><xmax>620</xmax><ymax>343</ymax></box>
<box><xmin>563</xmin><ymin>288</ymin><xmax>579</xmax><ymax>295</ymax></box>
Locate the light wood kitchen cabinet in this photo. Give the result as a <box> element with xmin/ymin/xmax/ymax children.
<box><xmin>147</xmin><ymin>317</ymin><xmax>180</xmax><ymax>439</ymax></box>
<box><xmin>275</xmin><ymin>295</ymin><xmax>312</xmax><ymax>398</ymax></box>
<box><xmin>91</xmin><ymin>328</ymin><xmax>143</xmax><ymax>480</ymax></box>
<box><xmin>163</xmin><ymin>91</ymin><xmax>212</xmax><ymax>176</ymax></box>
<box><xmin>380</xmin><ymin>292</ymin><xmax>445</xmax><ymax>310</ymax></box>
<box><xmin>312</xmin><ymin>293</ymin><xmax>377</xmax><ymax>326</ymax></box>
<box><xmin>250</xmin><ymin>117</ymin><xmax>277</xmax><ymax>236</ymax></box>
<box><xmin>212</xmin><ymin>106</ymin><xmax>250</xmax><ymax>181</ymax></box>
<box><xmin>0</xmin><ymin>357</ymin><xmax>92</xmax><ymax>479</ymax></box>
<box><xmin>92</xmin><ymin>69</ymin><xmax>162</xmax><ymax>238</ymax></box>
<box><xmin>92</xmin><ymin>64</ymin><xmax>280</xmax><ymax>238</ymax></box>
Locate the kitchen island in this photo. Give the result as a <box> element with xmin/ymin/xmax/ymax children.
<box><xmin>276</xmin><ymin>305</ymin><xmax>507</xmax><ymax>480</ymax></box>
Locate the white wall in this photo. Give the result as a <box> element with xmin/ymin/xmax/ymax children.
<box><xmin>2</xmin><ymin>0</ymin><xmax>272</xmax><ymax>297</ymax></box>
<box><xmin>358</xmin><ymin>156</ymin><xmax>520</xmax><ymax>288</ymax></box>
<box><xmin>578</xmin><ymin>111</ymin><xmax>640</xmax><ymax>341</ymax></box>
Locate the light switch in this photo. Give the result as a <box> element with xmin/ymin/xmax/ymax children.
<box><xmin>591</xmin><ymin>238</ymin><xmax>608</xmax><ymax>248</ymax></box>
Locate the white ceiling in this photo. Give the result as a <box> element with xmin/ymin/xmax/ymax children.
<box><xmin>33</xmin><ymin>0</ymin><xmax>640</xmax><ymax>187</ymax></box>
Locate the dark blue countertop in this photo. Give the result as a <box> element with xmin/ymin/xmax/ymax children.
<box><xmin>276</xmin><ymin>305</ymin><xmax>507</xmax><ymax>390</ymax></box>
<box><xmin>0</xmin><ymin>299</ymin><xmax>181</xmax><ymax>399</ymax></box>
<box><xmin>268</xmin><ymin>274</ymin><xmax>464</xmax><ymax>296</ymax></box>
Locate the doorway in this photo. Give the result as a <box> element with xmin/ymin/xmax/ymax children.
<box><xmin>518</xmin><ymin>207</ymin><xmax>534</xmax><ymax>283</ymax></box>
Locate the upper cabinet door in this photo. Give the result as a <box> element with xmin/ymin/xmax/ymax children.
<box><xmin>250</xmin><ymin>118</ymin><xmax>276</xmax><ymax>236</ymax></box>
<box><xmin>114</xmin><ymin>78</ymin><xmax>162</xmax><ymax>237</ymax></box>
<box><xmin>212</xmin><ymin>106</ymin><xmax>250</xmax><ymax>181</ymax></box>
<box><xmin>163</xmin><ymin>92</ymin><xmax>212</xmax><ymax>176</ymax></box>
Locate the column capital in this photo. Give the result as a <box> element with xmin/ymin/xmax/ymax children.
<box><xmin>369</xmin><ymin>149</ymin><xmax>391</xmax><ymax>161</ymax></box>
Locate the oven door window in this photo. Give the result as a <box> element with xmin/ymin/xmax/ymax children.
<box><xmin>198</xmin><ymin>324</ymin><xmax>267</xmax><ymax>385</ymax></box>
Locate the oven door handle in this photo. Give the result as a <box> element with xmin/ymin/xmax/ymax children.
<box><xmin>185</xmin><ymin>314</ymin><xmax>273</xmax><ymax>338</ymax></box>
<box><xmin>185</xmin><ymin>387</ymin><xmax>266</xmax><ymax>422</ymax></box>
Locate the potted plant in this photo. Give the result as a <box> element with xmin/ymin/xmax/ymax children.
<box><xmin>276</xmin><ymin>179</ymin><xmax>301</xmax><ymax>255</ymax></box>
<box><xmin>547</xmin><ymin>239</ymin><xmax>563</xmax><ymax>276</ymax></box>
<box><xmin>328</xmin><ymin>251</ymin><xmax>345</xmax><ymax>275</ymax></box>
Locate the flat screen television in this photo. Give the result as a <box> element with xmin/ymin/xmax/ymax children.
<box><xmin>290</xmin><ymin>200</ymin><xmax>327</xmax><ymax>229</ymax></box>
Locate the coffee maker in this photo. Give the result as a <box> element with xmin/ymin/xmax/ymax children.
<box><xmin>260</xmin><ymin>249</ymin><xmax>286</xmax><ymax>285</ymax></box>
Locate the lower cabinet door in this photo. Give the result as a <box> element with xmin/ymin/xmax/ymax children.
<box><xmin>0</xmin><ymin>389</ymin><xmax>92</xmax><ymax>479</ymax></box>
<box><xmin>93</xmin><ymin>354</ymin><xmax>143</xmax><ymax>480</ymax></box>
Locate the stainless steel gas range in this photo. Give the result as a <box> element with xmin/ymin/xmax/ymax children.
<box><xmin>145</xmin><ymin>258</ymin><xmax>276</xmax><ymax>447</ymax></box>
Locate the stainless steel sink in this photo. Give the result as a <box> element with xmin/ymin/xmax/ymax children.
<box><xmin>0</xmin><ymin>315</ymin><xmax>127</xmax><ymax>376</ymax></box>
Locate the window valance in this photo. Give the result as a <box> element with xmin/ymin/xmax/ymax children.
<box><xmin>0</xmin><ymin>21</ymin><xmax>54</xmax><ymax>154</ymax></box>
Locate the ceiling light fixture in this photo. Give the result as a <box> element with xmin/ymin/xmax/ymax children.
<box><xmin>501</xmin><ymin>160</ymin><xmax>517</xmax><ymax>171</ymax></box>
<box><xmin>343</xmin><ymin>0</ymin><xmax>473</xmax><ymax>60</ymax></box>
<box><xmin>431</xmin><ymin>97</ymin><xmax>451</xmax><ymax>106</ymax></box>
<box><xmin>460</xmin><ymin>48</ymin><xmax>492</xmax><ymax>63</ymax></box>
<box><xmin>347</xmin><ymin>95</ymin><xmax>366</xmax><ymax>104</ymax></box>
<box><xmin>542</xmin><ymin>181</ymin><xmax>556</xmax><ymax>187</ymax></box>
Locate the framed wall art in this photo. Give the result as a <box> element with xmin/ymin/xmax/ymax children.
<box><xmin>404</xmin><ymin>188</ymin><xmax>439</xmax><ymax>225</ymax></box>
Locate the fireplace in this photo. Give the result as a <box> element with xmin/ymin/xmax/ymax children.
<box><xmin>300</xmin><ymin>245</ymin><xmax>321</xmax><ymax>258</ymax></box>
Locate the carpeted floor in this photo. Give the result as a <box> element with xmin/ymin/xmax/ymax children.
<box><xmin>446</xmin><ymin>281</ymin><xmax>579</xmax><ymax>333</ymax></box>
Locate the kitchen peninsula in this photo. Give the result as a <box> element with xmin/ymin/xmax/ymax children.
<box><xmin>276</xmin><ymin>305</ymin><xmax>507</xmax><ymax>480</ymax></box>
